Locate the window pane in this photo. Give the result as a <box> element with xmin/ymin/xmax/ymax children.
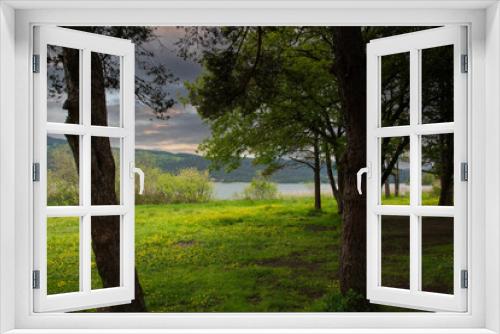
<box><xmin>91</xmin><ymin>137</ymin><xmax>121</xmax><ymax>205</ymax></box>
<box><xmin>421</xmin><ymin>134</ymin><xmax>454</xmax><ymax>206</ymax></box>
<box><xmin>47</xmin><ymin>216</ymin><xmax>80</xmax><ymax>295</ymax></box>
<box><xmin>381</xmin><ymin>215</ymin><xmax>410</xmax><ymax>289</ymax></box>
<box><xmin>91</xmin><ymin>215</ymin><xmax>121</xmax><ymax>290</ymax></box>
<box><xmin>381</xmin><ymin>52</ymin><xmax>410</xmax><ymax>127</ymax></box>
<box><xmin>381</xmin><ymin>136</ymin><xmax>410</xmax><ymax>205</ymax></box>
<box><xmin>47</xmin><ymin>134</ymin><xmax>80</xmax><ymax>206</ymax></box>
<box><xmin>91</xmin><ymin>52</ymin><xmax>121</xmax><ymax>127</ymax></box>
<box><xmin>421</xmin><ymin>217</ymin><xmax>454</xmax><ymax>294</ymax></box>
<box><xmin>421</xmin><ymin>45</ymin><xmax>454</xmax><ymax>124</ymax></box>
<box><xmin>47</xmin><ymin>45</ymin><xmax>80</xmax><ymax>124</ymax></box>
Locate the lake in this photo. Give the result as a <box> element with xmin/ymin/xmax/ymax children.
<box><xmin>213</xmin><ymin>182</ymin><xmax>332</xmax><ymax>200</ymax></box>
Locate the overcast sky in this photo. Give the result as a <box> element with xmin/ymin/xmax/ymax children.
<box><xmin>135</xmin><ymin>27</ymin><xmax>210</xmax><ymax>154</ymax></box>
<box><xmin>48</xmin><ymin>27</ymin><xmax>211</xmax><ymax>155</ymax></box>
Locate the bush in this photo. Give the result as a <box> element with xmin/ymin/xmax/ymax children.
<box><xmin>136</xmin><ymin>167</ymin><xmax>214</xmax><ymax>204</ymax></box>
<box><xmin>242</xmin><ymin>177</ymin><xmax>278</xmax><ymax>200</ymax></box>
<box><xmin>422</xmin><ymin>172</ymin><xmax>435</xmax><ymax>186</ymax></box>
<box><xmin>319</xmin><ymin>284</ymin><xmax>373</xmax><ymax>312</ymax></box>
<box><xmin>47</xmin><ymin>171</ymin><xmax>79</xmax><ymax>205</ymax></box>
<box><xmin>46</xmin><ymin>142</ymin><xmax>214</xmax><ymax>205</ymax></box>
<box><xmin>47</xmin><ymin>145</ymin><xmax>79</xmax><ymax>206</ymax></box>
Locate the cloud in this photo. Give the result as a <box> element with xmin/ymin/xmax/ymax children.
<box><xmin>135</xmin><ymin>27</ymin><xmax>208</xmax><ymax>154</ymax></box>
<box><xmin>47</xmin><ymin>27</ymin><xmax>209</xmax><ymax>155</ymax></box>
<box><xmin>135</xmin><ymin>104</ymin><xmax>211</xmax><ymax>154</ymax></box>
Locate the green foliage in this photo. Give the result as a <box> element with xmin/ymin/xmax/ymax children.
<box><xmin>241</xmin><ymin>177</ymin><xmax>278</xmax><ymax>200</ymax></box>
<box><xmin>319</xmin><ymin>287</ymin><xmax>373</xmax><ymax>312</ymax></box>
<box><xmin>47</xmin><ymin>173</ymin><xmax>79</xmax><ymax>206</ymax></box>
<box><xmin>185</xmin><ymin>27</ymin><xmax>343</xmax><ymax>178</ymax></box>
<box><xmin>422</xmin><ymin>172</ymin><xmax>435</xmax><ymax>186</ymax></box>
<box><xmin>136</xmin><ymin>167</ymin><xmax>214</xmax><ymax>204</ymax></box>
<box><xmin>47</xmin><ymin>143</ymin><xmax>79</xmax><ymax>206</ymax></box>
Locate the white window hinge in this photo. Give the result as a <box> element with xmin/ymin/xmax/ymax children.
<box><xmin>461</xmin><ymin>54</ymin><xmax>468</xmax><ymax>73</ymax></box>
<box><xmin>461</xmin><ymin>162</ymin><xmax>468</xmax><ymax>182</ymax></box>
<box><xmin>32</xmin><ymin>270</ymin><xmax>40</xmax><ymax>289</ymax></box>
<box><xmin>461</xmin><ymin>269</ymin><xmax>468</xmax><ymax>289</ymax></box>
<box><xmin>32</xmin><ymin>163</ymin><xmax>40</xmax><ymax>182</ymax></box>
<box><xmin>32</xmin><ymin>54</ymin><xmax>40</xmax><ymax>73</ymax></box>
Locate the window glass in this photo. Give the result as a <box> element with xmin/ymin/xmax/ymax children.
<box><xmin>381</xmin><ymin>52</ymin><xmax>410</xmax><ymax>127</ymax></box>
<box><xmin>47</xmin><ymin>134</ymin><xmax>80</xmax><ymax>206</ymax></box>
<box><xmin>381</xmin><ymin>215</ymin><xmax>410</xmax><ymax>289</ymax></box>
<box><xmin>421</xmin><ymin>134</ymin><xmax>454</xmax><ymax>206</ymax></box>
<box><xmin>91</xmin><ymin>52</ymin><xmax>121</xmax><ymax>127</ymax></box>
<box><xmin>381</xmin><ymin>137</ymin><xmax>410</xmax><ymax>205</ymax></box>
<box><xmin>91</xmin><ymin>216</ymin><xmax>121</xmax><ymax>290</ymax></box>
<box><xmin>47</xmin><ymin>216</ymin><xmax>80</xmax><ymax>295</ymax></box>
<box><xmin>47</xmin><ymin>45</ymin><xmax>80</xmax><ymax>124</ymax></box>
<box><xmin>91</xmin><ymin>137</ymin><xmax>121</xmax><ymax>205</ymax></box>
<box><xmin>421</xmin><ymin>45</ymin><xmax>454</xmax><ymax>124</ymax></box>
<box><xmin>421</xmin><ymin>217</ymin><xmax>454</xmax><ymax>294</ymax></box>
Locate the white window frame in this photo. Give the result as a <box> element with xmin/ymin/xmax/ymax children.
<box><xmin>0</xmin><ymin>1</ymin><xmax>499</xmax><ymax>333</ymax></box>
<box><xmin>32</xmin><ymin>26</ymin><xmax>136</xmax><ymax>312</ymax></box>
<box><xmin>366</xmin><ymin>26</ymin><xmax>468</xmax><ymax>312</ymax></box>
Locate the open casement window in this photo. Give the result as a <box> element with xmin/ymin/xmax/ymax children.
<box><xmin>364</xmin><ymin>26</ymin><xmax>468</xmax><ymax>312</ymax></box>
<box><xmin>33</xmin><ymin>26</ymin><xmax>140</xmax><ymax>312</ymax></box>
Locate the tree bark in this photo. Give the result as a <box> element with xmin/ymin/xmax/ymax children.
<box><xmin>331</xmin><ymin>27</ymin><xmax>368</xmax><ymax>300</ymax></box>
<box><xmin>313</xmin><ymin>136</ymin><xmax>322</xmax><ymax>211</ymax></box>
<box><xmin>395</xmin><ymin>160</ymin><xmax>400</xmax><ymax>197</ymax></box>
<box><xmin>324</xmin><ymin>142</ymin><xmax>343</xmax><ymax>214</ymax></box>
<box><xmin>438</xmin><ymin>135</ymin><xmax>454</xmax><ymax>206</ymax></box>
<box><xmin>62</xmin><ymin>48</ymin><xmax>147</xmax><ymax>312</ymax></box>
<box><xmin>381</xmin><ymin>136</ymin><xmax>410</xmax><ymax>185</ymax></box>
<box><xmin>384</xmin><ymin>178</ymin><xmax>391</xmax><ymax>198</ymax></box>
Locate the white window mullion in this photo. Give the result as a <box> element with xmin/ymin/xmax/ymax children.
<box><xmin>409</xmin><ymin>49</ymin><xmax>420</xmax><ymax>292</ymax></box>
<box><xmin>374</xmin><ymin>205</ymin><xmax>454</xmax><ymax>217</ymax></box>
<box><xmin>122</xmin><ymin>49</ymin><xmax>135</xmax><ymax>292</ymax></box>
<box><xmin>81</xmin><ymin>48</ymin><xmax>92</xmax><ymax>294</ymax></box>
<box><xmin>82</xmin><ymin>47</ymin><xmax>91</xmax><ymax>213</ymax></box>
<box><xmin>80</xmin><ymin>216</ymin><xmax>91</xmax><ymax>292</ymax></box>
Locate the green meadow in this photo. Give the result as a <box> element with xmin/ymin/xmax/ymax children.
<box><xmin>47</xmin><ymin>196</ymin><xmax>452</xmax><ymax>312</ymax></box>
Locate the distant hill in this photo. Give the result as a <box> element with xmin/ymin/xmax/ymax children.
<box><xmin>48</xmin><ymin>136</ymin><xmax>331</xmax><ymax>183</ymax></box>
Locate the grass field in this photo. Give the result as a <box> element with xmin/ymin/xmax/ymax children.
<box><xmin>47</xmin><ymin>196</ymin><xmax>453</xmax><ymax>312</ymax></box>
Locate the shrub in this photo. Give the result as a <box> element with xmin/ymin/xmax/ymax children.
<box><xmin>242</xmin><ymin>177</ymin><xmax>278</xmax><ymax>200</ymax></box>
<box><xmin>47</xmin><ymin>145</ymin><xmax>79</xmax><ymax>206</ymax></box>
<box><xmin>47</xmin><ymin>171</ymin><xmax>79</xmax><ymax>205</ymax></box>
<box><xmin>320</xmin><ymin>284</ymin><xmax>373</xmax><ymax>312</ymax></box>
<box><xmin>136</xmin><ymin>167</ymin><xmax>214</xmax><ymax>204</ymax></box>
<box><xmin>46</xmin><ymin>143</ymin><xmax>214</xmax><ymax>205</ymax></box>
<box><xmin>422</xmin><ymin>172</ymin><xmax>435</xmax><ymax>186</ymax></box>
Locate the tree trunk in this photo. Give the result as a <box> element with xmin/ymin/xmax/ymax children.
<box><xmin>62</xmin><ymin>48</ymin><xmax>147</xmax><ymax>312</ymax></box>
<box><xmin>324</xmin><ymin>142</ymin><xmax>343</xmax><ymax>214</ymax></box>
<box><xmin>313</xmin><ymin>137</ymin><xmax>322</xmax><ymax>211</ymax></box>
<box><xmin>395</xmin><ymin>160</ymin><xmax>400</xmax><ymax>197</ymax></box>
<box><xmin>438</xmin><ymin>135</ymin><xmax>454</xmax><ymax>206</ymax></box>
<box><xmin>331</xmin><ymin>27</ymin><xmax>368</xmax><ymax>302</ymax></box>
<box><xmin>384</xmin><ymin>178</ymin><xmax>391</xmax><ymax>198</ymax></box>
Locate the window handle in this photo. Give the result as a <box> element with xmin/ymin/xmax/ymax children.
<box><xmin>130</xmin><ymin>162</ymin><xmax>145</xmax><ymax>195</ymax></box>
<box><xmin>357</xmin><ymin>163</ymin><xmax>371</xmax><ymax>195</ymax></box>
